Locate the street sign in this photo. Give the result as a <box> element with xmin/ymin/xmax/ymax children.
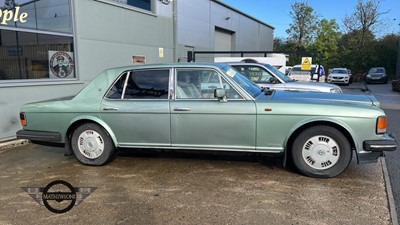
<box><xmin>301</xmin><ymin>57</ymin><xmax>312</xmax><ymax>70</ymax></box>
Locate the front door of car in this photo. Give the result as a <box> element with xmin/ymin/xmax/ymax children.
<box><xmin>170</xmin><ymin>68</ymin><xmax>257</xmax><ymax>151</ymax></box>
<box><xmin>100</xmin><ymin>69</ymin><xmax>171</xmax><ymax>147</ymax></box>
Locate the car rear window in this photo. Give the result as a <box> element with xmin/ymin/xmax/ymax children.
<box><xmin>106</xmin><ymin>69</ymin><xmax>170</xmax><ymax>100</ymax></box>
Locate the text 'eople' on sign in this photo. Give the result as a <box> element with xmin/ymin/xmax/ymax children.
<box><xmin>0</xmin><ymin>6</ymin><xmax>28</xmax><ymax>25</ymax></box>
<box><xmin>301</xmin><ymin>57</ymin><xmax>312</xmax><ymax>71</ymax></box>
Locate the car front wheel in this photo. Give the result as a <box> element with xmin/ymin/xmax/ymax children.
<box><xmin>71</xmin><ymin>123</ymin><xmax>116</xmax><ymax>166</ymax></box>
<box><xmin>291</xmin><ymin>125</ymin><xmax>352</xmax><ymax>178</ymax></box>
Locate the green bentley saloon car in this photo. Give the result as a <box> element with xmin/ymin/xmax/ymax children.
<box><xmin>17</xmin><ymin>63</ymin><xmax>397</xmax><ymax>178</ymax></box>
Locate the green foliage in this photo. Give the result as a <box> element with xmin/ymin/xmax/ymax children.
<box><xmin>373</xmin><ymin>34</ymin><xmax>399</xmax><ymax>79</ymax></box>
<box><xmin>286</xmin><ymin>1</ymin><xmax>318</xmax><ymax>51</ymax></box>
<box><xmin>312</xmin><ymin>19</ymin><xmax>341</xmax><ymax>69</ymax></box>
<box><xmin>275</xmin><ymin>0</ymin><xmax>398</xmax><ymax>79</ymax></box>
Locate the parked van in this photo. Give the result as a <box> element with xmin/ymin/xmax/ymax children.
<box><xmin>288</xmin><ymin>64</ymin><xmax>326</xmax><ymax>82</ymax></box>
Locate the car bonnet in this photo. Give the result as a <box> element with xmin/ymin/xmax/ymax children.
<box><xmin>267</xmin><ymin>91</ymin><xmax>379</xmax><ymax>108</ymax></box>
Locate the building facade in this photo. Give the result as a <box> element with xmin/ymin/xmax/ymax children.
<box><xmin>0</xmin><ymin>0</ymin><xmax>274</xmax><ymax>141</ymax></box>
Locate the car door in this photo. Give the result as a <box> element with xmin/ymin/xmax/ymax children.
<box><xmin>170</xmin><ymin>68</ymin><xmax>256</xmax><ymax>151</ymax></box>
<box><xmin>100</xmin><ymin>69</ymin><xmax>171</xmax><ymax>147</ymax></box>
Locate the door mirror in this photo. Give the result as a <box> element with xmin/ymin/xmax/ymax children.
<box><xmin>214</xmin><ymin>88</ymin><xmax>227</xmax><ymax>102</ymax></box>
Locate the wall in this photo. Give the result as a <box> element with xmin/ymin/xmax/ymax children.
<box><xmin>74</xmin><ymin>0</ymin><xmax>175</xmax><ymax>82</ymax></box>
<box><xmin>175</xmin><ymin>0</ymin><xmax>274</xmax><ymax>62</ymax></box>
<box><xmin>0</xmin><ymin>0</ymin><xmax>175</xmax><ymax>141</ymax></box>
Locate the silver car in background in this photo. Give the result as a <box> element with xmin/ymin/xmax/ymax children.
<box><xmin>229</xmin><ymin>62</ymin><xmax>342</xmax><ymax>93</ymax></box>
<box><xmin>327</xmin><ymin>68</ymin><xmax>352</xmax><ymax>85</ymax></box>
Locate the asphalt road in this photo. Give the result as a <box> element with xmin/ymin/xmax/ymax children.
<box><xmin>0</xmin><ymin>83</ymin><xmax>397</xmax><ymax>225</ymax></box>
<box><xmin>348</xmin><ymin>82</ymin><xmax>400</xmax><ymax>222</ymax></box>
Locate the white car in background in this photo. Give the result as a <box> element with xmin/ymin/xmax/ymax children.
<box><xmin>327</xmin><ymin>68</ymin><xmax>352</xmax><ymax>85</ymax></box>
<box><xmin>228</xmin><ymin>62</ymin><xmax>342</xmax><ymax>93</ymax></box>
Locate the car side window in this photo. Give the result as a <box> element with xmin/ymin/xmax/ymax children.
<box><xmin>124</xmin><ymin>69</ymin><xmax>169</xmax><ymax>99</ymax></box>
<box><xmin>105</xmin><ymin>73</ymin><xmax>127</xmax><ymax>99</ymax></box>
<box><xmin>176</xmin><ymin>69</ymin><xmax>243</xmax><ymax>100</ymax></box>
<box><xmin>176</xmin><ymin>69</ymin><xmax>204</xmax><ymax>99</ymax></box>
<box><xmin>221</xmin><ymin>78</ymin><xmax>243</xmax><ymax>100</ymax></box>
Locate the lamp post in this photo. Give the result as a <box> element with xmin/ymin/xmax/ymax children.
<box><xmin>396</xmin><ymin>22</ymin><xmax>400</xmax><ymax>79</ymax></box>
<box><xmin>395</xmin><ymin>19</ymin><xmax>400</xmax><ymax>79</ymax></box>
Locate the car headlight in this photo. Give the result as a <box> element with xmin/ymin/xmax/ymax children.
<box><xmin>366</xmin><ymin>74</ymin><xmax>371</xmax><ymax>77</ymax></box>
<box><xmin>330</xmin><ymin>88</ymin><xmax>342</xmax><ymax>93</ymax></box>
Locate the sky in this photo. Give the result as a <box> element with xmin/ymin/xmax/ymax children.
<box><xmin>222</xmin><ymin>0</ymin><xmax>400</xmax><ymax>39</ymax></box>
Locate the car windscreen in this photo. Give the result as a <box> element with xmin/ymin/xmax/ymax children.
<box><xmin>370</xmin><ymin>68</ymin><xmax>385</xmax><ymax>73</ymax></box>
<box><xmin>218</xmin><ymin>65</ymin><xmax>262</xmax><ymax>98</ymax></box>
<box><xmin>331</xmin><ymin>69</ymin><xmax>347</xmax><ymax>74</ymax></box>
<box><xmin>264</xmin><ymin>64</ymin><xmax>293</xmax><ymax>82</ymax></box>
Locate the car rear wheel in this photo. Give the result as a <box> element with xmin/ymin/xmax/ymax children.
<box><xmin>291</xmin><ymin>125</ymin><xmax>352</xmax><ymax>178</ymax></box>
<box><xmin>71</xmin><ymin>123</ymin><xmax>116</xmax><ymax>166</ymax></box>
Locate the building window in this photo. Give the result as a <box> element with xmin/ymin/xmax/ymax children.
<box><xmin>0</xmin><ymin>0</ymin><xmax>73</xmax><ymax>34</ymax></box>
<box><xmin>0</xmin><ymin>30</ymin><xmax>74</xmax><ymax>80</ymax></box>
<box><xmin>111</xmin><ymin>0</ymin><xmax>152</xmax><ymax>11</ymax></box>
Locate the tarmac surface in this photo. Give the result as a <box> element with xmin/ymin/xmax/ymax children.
<box><xmin>0</xmin><ymin>82</ymin><xmax>395</xmax><ymax>225</ymax></box>
<box><xmin>0</xmin><ymin>143</ymin><xmax>392</xmax><ymax>224</ymax></box>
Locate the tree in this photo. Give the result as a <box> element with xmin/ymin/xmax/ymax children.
<box><xmin>337</xmin><ymin>29</ymin><xmax>376</xmax><ymax>71</ymax></box>
<box><xmin>286</xmin><ymin>1</ymin><xmax>319</xmax><ymax>51</ymax></box>
<box><xmin>343</xmin><ymin>0</ymin><xmax>387</xmax><ymax>47</ymax></box>
<box><xmin>312</xmin><ymin>19</ymin><xmax>341</xmax><ymax>69</ymax></box>
<box><xmin>373</xmin><ymin>34</ymin><xmax>399</xmax><ymax>79</ymax></box>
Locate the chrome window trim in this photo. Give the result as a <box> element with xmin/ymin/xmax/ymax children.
<box><xmin>121</xmin><ymin>71</ymin><xmax>130</xmax><ymax>100</ymax></box>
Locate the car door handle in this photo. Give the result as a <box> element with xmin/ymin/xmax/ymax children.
<box><xmin>102</xmin><ymin>107</ymin><xmax>119</xmax><ymax>111</ymax></box>
<box><xmin>174</xmin><ymin>107</ymin><xmax>191</xmax><ymax>111</ymax></box>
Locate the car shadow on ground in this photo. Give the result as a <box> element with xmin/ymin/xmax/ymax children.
<box><xmin>116</xmin><ymin>148</ymin><xmax>294</xmax><ymax>172</ymax></box>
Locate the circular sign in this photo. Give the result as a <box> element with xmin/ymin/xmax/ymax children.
<box><xmin>49</xmin><ymin>51</ymin><xmax>74</xmax><ymax>78</ymax></box>
<box><xmin>42</xmin><ymin>180</ymin><xmax>76</xmax><ymax>214</ymax></box>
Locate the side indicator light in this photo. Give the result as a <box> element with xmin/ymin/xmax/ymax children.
<box><xmin>376</xmin><ymin>116</ymin><xmax>387</xmax><ymax>134</ymax></box>
<box><xmin>19</xmin><ymin>113</ymin><xmax>27</xmax><ymax>126</ymax></box>
<box><xmin>264</xmin><ymin>108</ymin><xmax>272</xmax><ymax>112</ymax></box>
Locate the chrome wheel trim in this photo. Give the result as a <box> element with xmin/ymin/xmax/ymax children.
<box><xmin>77</xmin><ymin>130</ymin><xmax>105</xmax><ymax>159</ymax></box>
<box><xmin>301</xmin><ymin>135</ymin><xmax>340</xmax><ymax>170</ymax></box>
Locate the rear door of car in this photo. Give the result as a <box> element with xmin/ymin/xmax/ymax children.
<box><xmin>170</xmin><ymin>67</ymin><xmax>257</xmax><ymax>151</ymax></box>
<box><xmin>100</xmin><ymin>69</ymin><xmax>171</xmax><ymax>147</ymax></box>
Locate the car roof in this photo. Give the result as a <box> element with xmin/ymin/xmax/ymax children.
<box><xmin>102</xmin><ymin>62</ymin><xmax>229</xmax><ymax>74</ymax></box>
<box><xmin>292</xmin><ymin>64</ymin><xmax>321</xmax><ymax>67</ymax></box>
<box><xmin>226</xmin><ymin>62</ymin><xmax>268</xmax><ymax>66</ymax></box>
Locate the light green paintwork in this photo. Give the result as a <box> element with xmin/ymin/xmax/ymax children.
<box><xmin>20</xmin><ymin>63</ymin><xmax>394</xmax><ymax>159</ymax></box>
